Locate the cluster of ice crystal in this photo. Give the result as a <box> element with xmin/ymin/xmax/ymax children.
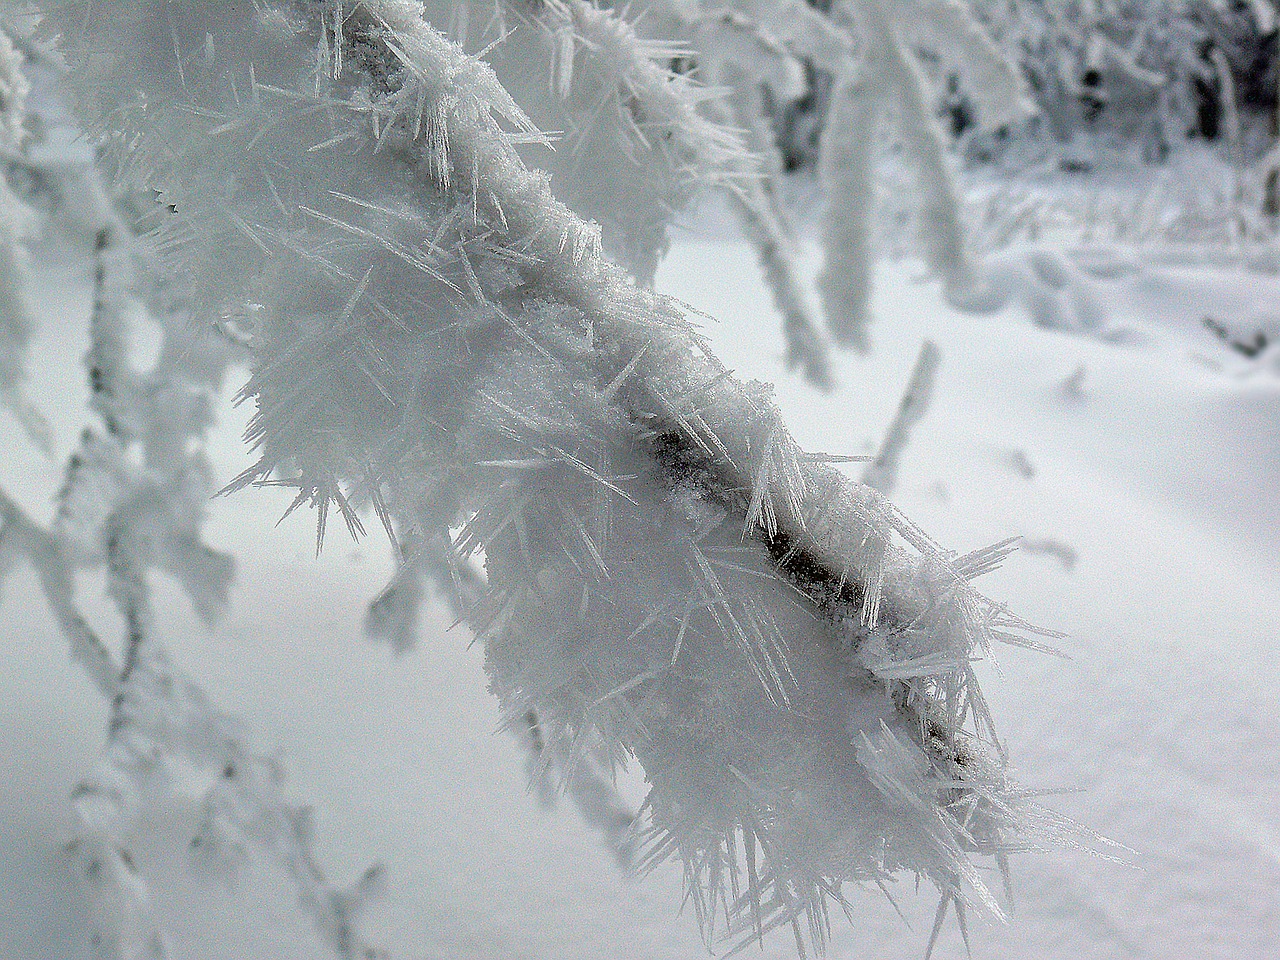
<box><xmin>423</xmin><ymin>0</ymin><xmax>749</xmax><ymax>280</ymax></box>
<box><xmin>40</xmin><ymin>0</ymin><xmax>1067</xmax><ymax>953</ymax></box>
<box><xmin>413</xmin><ymin>0</ymin><xmax>835</xmax><ymax>385</ymax></box>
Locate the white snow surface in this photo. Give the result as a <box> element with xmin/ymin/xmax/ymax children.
<box><xmin>2</xmin><ymin>221</ymin><xmax>1279</xmax><ymax>958</ymax></box>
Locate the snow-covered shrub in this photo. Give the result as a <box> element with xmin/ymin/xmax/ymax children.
<box><xmin>0</xmin><ymin>0</ymin><xmax>1098</xmax><ymax>954</ymax></box>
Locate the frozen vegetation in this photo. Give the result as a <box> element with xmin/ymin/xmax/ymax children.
<box><xmin>0</xmin><ymin>1</ymin><xmax>1277</xmax><ymax>958</ymax></box>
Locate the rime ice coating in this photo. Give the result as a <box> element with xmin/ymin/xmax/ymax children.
<box><xmin>43</xmin><ymin>1</ymin><xmax>1069</xmax><ymax>952</ymax></box>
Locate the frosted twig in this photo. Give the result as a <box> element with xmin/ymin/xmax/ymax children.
<box><xmin>0</xmin><ymin>26</ymin><xmax>49</xmax><ymax>449</ymax></box>
<box><xmin>862</xmin><ymin>339</ymin><xmax>940</xmax><ymax>496</ymax></box>
<box><xmin>0</xmin><ymin>77</ymin><xmax>382</xmax><ymax>955</ymax></box>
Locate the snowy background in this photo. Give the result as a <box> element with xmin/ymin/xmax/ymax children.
<box><xmin>3</xmin><ymin>192</ymin><xmax>1279</xmax><ymax>958</ymax></box>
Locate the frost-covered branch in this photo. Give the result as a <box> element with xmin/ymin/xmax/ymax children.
<box><xmin>0</xmin><ymin>486</ymin><xmax>118</xmax><ymax>694</ymax></box>
<box><xmin>40</xmin><ymin>0</ymin><xmax>1073</xmax><ymax>951</ymax></box>
<box><xmin>0</xmin><ymin>40</ymin><xmax>386</xmax><ymax>952</ymax></box>
<box><xmin>826</xmin><ymin>0</ymin><xmax>978</xmax><ymax>318</ymax></box>
<box><xmin>0</xmin><ymin>25</ymin><xmax>48</xmax><ymax>447</ymax></box>
<box><xmin>630</xmin><ymin>0</ymin><xmax>836</xmax><ymax>382</ymax></box>
<box><xmin>439</xmin><ymin>0</ymin><xmax>750</xmax><ymax>284</ymax></box>
<box><xmin>862</xmin><ymin>339</ymin><xmax>940</xmax><ymax>496</ymax></box>
<box><xmin>727</xmin><ymin>183</ymin><xmax>835</xmax><ymax>386</ymax></box>
<box><xmin>817</xmin><ymin>60</ymin><xmax>876</xmax><ymax>350</ymax></box>
<box><xmin>901</xmin><ymin>0</ymin><xmax>1031</xmax><ymax>131</ymax></box>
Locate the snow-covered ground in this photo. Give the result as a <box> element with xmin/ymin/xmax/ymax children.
<box><xmin>3</xmin><ymin>221</ymin><xmax>1279</xmax><ymax>958</ymax></box>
